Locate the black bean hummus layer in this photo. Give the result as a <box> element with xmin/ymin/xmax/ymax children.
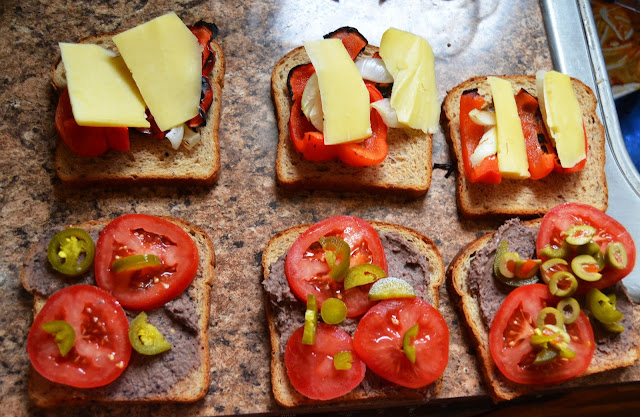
<box><xmin>467</xmin><ymin>218</ymin><xmax>636</xmax><ymax>358</ymax></box>
<box><xmin>22</xmin><ymin>227</ymin><xmax>202</xmax><ymax>397</ymax></box>
<box><xmin>262</xmin><ymin>231</ymin><xmax>434</xmax><ymax>397</ymax></box>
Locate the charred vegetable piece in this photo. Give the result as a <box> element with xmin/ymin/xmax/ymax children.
<box><xmin>540</xmin><ymin>258</ymin><xmax>569</xmax><ymax>284</ymax></box>
<box><xmin>135</xmin><ymin>110</ymin><xmax>165</xmax><ymax>139</ymax></box>
<box><xmin>321</xmin><ymin>298</ymin><xmax>347</xmax><ymax>324</ymax></box>
<box><xmin>586</xmin><ymin>288</ymin><xmax>624</xmax><ymax>325</ymax></box>
<box><xmin>112</xmin><ymin>254</ymin><xmax>162</xmax><ymax>273</ymax></box>
<box><xmin>548</xmin><ymin>271</ymin><xmax>578</xmax><ymax>297</ymax></box>
<box><xmin>368</xmin><ymin>277</ymin><xmax>416</xmax><ymax>300</ymax></box>
<box><xmin>42</xmin><ymin>320</ymin><xmax>75</xmax><ymax>357</ymax></box>
<box><xmin>47</xmin><ymin>228</ymin><xmax>95</xmax><ymax>276</ymax></box>
<box><xmin>318</xmin><ymin>236</ymin><xmax>351</xmax><ymax>281</ymax></box>
<box><xmin>343</xmin><ymin>263</ymin><xmax>387</xmax><ymax>291</ymax></box>
<box><xmin>557</xmin><ymin>297</ymin><xmax>580</xmax><ymax>324</ymax></box>
<box><xmin>323</xmin><ymin>26</ymin><xmax>368</xmax><ymax>60</ymax></box>
<box><xmin>287</xmin><ymin>63</ymin><xmax>315</xmax><ymax>101</ymax></box>
<box><xmin>571</xmin><ymin>254</ymin><xmax>602</xmax><ymax>282</ymax></box>
<box><xmin>187</xmin><ymin>76</ymin><xmax>213</xmax><ymax>129</ymax></box>
<box><xmin>564</xmin><ymin>225</ymin><xmax>597</xmax><ymax>246</ymax></box>
<box><xmin>188</xmin><ymin>21</ymin><xmax>219</xmax><ymax>76</ymax></box>
<box><xmin>606</xmin><ymin>242</ymin><xmax>628</xmax><ymax>270</ymax></box>
<box><xmin>128</xmin><ymin>312</ymin><xmax>172</xmax><ymax>355</ymax></box>
<box><xmin>333</xmin><ymin>351</ymin><xmax>353</xmax><ymax>370</ymax></box>
<box><xmin>302</xmin><ymin>295</ymin><xmax>318</xmax><ymax>345</ymax></box>
<box><xmin>402</xmin><ymin>323</ymin><xmax>419</xmax><ymax>364</ymax></box>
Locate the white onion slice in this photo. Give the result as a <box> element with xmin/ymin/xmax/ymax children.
<box><xmin>371</xmin><ymin>98</ymin><xmax>400</xmax><ymax>128</ymax></box>
<box><xmin>470</xmin><ymin>126</ymin><xmax>497</xmax><ymax>167</ymax></box>
<box><xmin>468</xmin><ymin>109</ymin><xmax>496</xmax><ymax>126</ymax></box>
<box><xmin>166</xmin><ymin>125</ymin><xmax>184</xmax><ymax>150</ymax></box>
<box><xmin>301</xmin><ymin>73</ymin><xmax>324</xmax><ymax>131</ymax></box>
<box><xmin>182</xmin><ymin>126</ymin><xmax>201</xmax><ymax>149</ymax></box>
<box><xmin>355</xmin><ymin>58</ymin><xmax>394</xmax><ymax>83</ymax></box>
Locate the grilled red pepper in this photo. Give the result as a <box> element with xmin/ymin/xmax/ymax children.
<box><xmin>515</xmin><ymin>89</ymin><xmax>555</xmax><ymax>180</ymax></box>
<box><xmin>323</xmin><ymin>26</ymin><xmax>368</xmax><ymax>60</ymax></box>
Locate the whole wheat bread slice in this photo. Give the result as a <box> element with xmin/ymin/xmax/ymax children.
<box><xmin>446</xmin><ymin>218</ymin><xmax>639</xmax><ymax>402</ymax></box>
<box><xmin>442</xmin><ymin>75</ymin><xmax>607</xmax><ymax>218</ymax></box>
<box><xmin>21</xmin><ymin>217</ymin><xmax>215</xmax><ymax>407</ymax></box>
<box><xmin>262</xmin><ymin>221</ymin><xmax>445</xmax><ymax>408</ymax></box>
<box><xmin>51</xmin><ymin>27</ymin><xmax>225</xmax><ymax>187</ymax></box>
<box><xmin>272</xmin><ymin>44</ymin><xmax>433</xmax><ymax>198</ymax></box>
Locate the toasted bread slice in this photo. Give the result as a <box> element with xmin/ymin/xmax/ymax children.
<box><xmin>51</xmin><ymin>27</ymin><xmax>225</xmax><ymax>186</ymax></box>
<box><xmin>21</xmin><ymin>217</ymin><xmax>215</xmax><ymax>407</ymax></box>
<box><xmin>262</xmin><ymin>221</ymin><xmax>445</xmax><ymax>408</ymax></box>
<box><xmin>442</xmin><ymin>75</ymin><xmax>607</xmax><ymax>218</ymax></box>
<box><xmin>447</xmin><ymin>218</ymin><xmax>639</xmax><ymax>402</ymax></box>
<box><xmin>271</xmin><ymin>44</ymin><xmax>433</xmax><ymax>198</ymax></box>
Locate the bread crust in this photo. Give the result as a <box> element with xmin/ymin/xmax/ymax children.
<box><xmin>21</xmin><ymin>216</ymin><xmax>215</xmax><ymax>407</ymax></box>
<box><xmin>446</xmin><ymin>218</ymin><xmax>639</xmax><ymax>402</ymax></box>
<box><xmin>442</xmin><ymin>75</ymin><xmax>608</xmax><ymax>218</ymax></box>
<box><xmin>271</xmin><ymin>43</ymin><xmax>433</xmax><ymax>197</ymax></box>
<box><xmin>51</xmin><ymin>27</ymin><xmax>225</xmax><ymax>187</ymax></box>
<box><xmin>262</xmin><ymin>221</ymin><xmax>445</xmax><ymax>408</ymax></box>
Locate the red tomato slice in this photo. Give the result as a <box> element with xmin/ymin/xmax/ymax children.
<box><xmin>537</xmin><ymin>203</ymin><xmax>636</xmax><ymax>292</ymax></box>
<box><xmin>515</xmin><ymin>89</ymin><xmax>555</xmax><ymax>180</ymax></box>
<box><xmin>27</xmin><ymin>285</ymin><xmax>131</xmax><ymax>388</ymax></box>
<box><xmin>489</xmin><ymin>284</ymin><xmax>595</xmax><ymax>385</ymax></box>
<box><xmin>353</xmin><ymin>298</ymin><xmax>449</xmax><ymax>388</ymax></box>
<box><xmin>459</xmin><ymin>89</ymin><xmax>501</xmax><ymax>184</ymax></box>
<box><xmin>95</xmin><ymin>214</ymin><xmax>199</xmax><ymax>311</ymax></box>
<box><xmin>55</xmin><ymin>89</ymin><xmax>129</xmax><ymax>157</ymax></box>
<box><xmin>285</xmin><ymin>323</ymin><xmax>366</xmax><ymax>400</ymax></box>
<box><xmin>285</xmin><ymin>216</ymin><xmax>388</xmax><ymax>317</ymax></box>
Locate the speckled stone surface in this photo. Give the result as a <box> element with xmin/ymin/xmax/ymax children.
<box><xmin>1</xmin><ymin>0</ymin><xmax>639</xmax><ymax>416</ymax></box>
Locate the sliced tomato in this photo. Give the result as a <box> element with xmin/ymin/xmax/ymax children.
<box><xmin>324</xmin><ymin>26</ymin><xmax>368</xmax><ymax>60</ymax></box>
<box><xmin>27</xmin><ymin>285</ymin><xmax>131</xmax><ymax>388</ymax></box>
<box><xmin>537</xmin><ymin>203</ymin><xmax>636</xmax><ymax>292</ymax></box>
<box><xmin>285</xmin><ymin>216</ymin><xmax>388</xmax><ymax>317</ymax></box>
<box><xmin>553</xmin><ymin>122</ymin><xmax>588</xmax><ymax>174</ymax></box>
<box><xmin>459</xmin><ymin>89</ymin><xmax>501</xmax><ymax>184</ymax></box>
<box><xmin>285</xmin><ymin>323</ymin><xmax>366</xmax><ymax>400</ymax></box>
<box><xmin>353</xmin><ymin>298</ymin><xmax>449</xmax><ymax>388</ymax></box>
<box><xmin>490</xmin><ymin>284</ymin><xmax>595</xmax><ymax>385</ymax></box>
<box><xmin>95</xmin><ymin>214</ymin><xmax>199</xmax><ymax>311</ymax></box>
<box><xmin>55</xmin><ymin>89</ymin><xmax>129</xmax><ymax>157</ymax></box>
<box><xmin>515</xmin><ymin>89</ymin><xmax>555</xmax><ymax>180</ymax></box>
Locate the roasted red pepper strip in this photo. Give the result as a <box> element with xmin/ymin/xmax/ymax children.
<box><xmin>187</xmin><ymin>76</ymin><xmax>213</xmax><ymax>128</ymax></box>
<box><xmin>287</xmin><ymin>63</ymin><xmax>315</xmax><ymax>102</ymax></box>
<box><xmin>301</xmin><ymin>132</ymin><xmax>338</xmax><ymax>162</ymax></box>
<box><xmin>324</xmin><ymin>27</ymin><xmax>368</xmax><ymax>60</ymax></box>
<box><xmin>188</xmin><ymin>21</ymin><xmax>218</xmax><ymax>76</ymax></box>
<box><xmin>553</xmin><ymin>121</ymin><xmax>587</xmax><ymax>174</ymax></box>
<box><xmin>289</xmin><ymin>98</ymin><xmax>319</xmax><ymax>154</ymax></box>
<box><xmin>459</xmin><ymin>89</ymin><xmax>501</xmax><ymax>184</ymax></box>
<box><xmin>515</xmin><ymin>89</ymin><xmax>555</xmax><ymax>180</ymax></box>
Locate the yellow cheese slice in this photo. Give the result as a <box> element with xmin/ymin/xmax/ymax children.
<box><xmin>538</xmin><ymin>70</ymin><xmax>586</xmax><ymax>168</ymax></box>
<box><xmin>379</xmin><ymin>28</ymin><xmax>439</xmax><ymax>134</ymax></box>
<box><xmin>59</xmin><ymin>43</ymin><xmax>149</xmax><ymax>128</ymax></box>
<box><xmin>113</xmin><ymin>12</ymin><xmax>201</xmax><ymax>131</ymax></box>
<box><xmin>303</xmin><ymin>39</ymin><xmax>371</xmax><ymax>145</ymax></box>
<box><xmin>488</xmin><ymin>76</ymin><xmax>530</xmax><ymax>179</ymax></box>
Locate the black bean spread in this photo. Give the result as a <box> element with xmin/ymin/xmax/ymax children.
<box><xmin>23</xmin><ymin>228</ymin><xmax>202</xmax><ymax>396</ymax></box>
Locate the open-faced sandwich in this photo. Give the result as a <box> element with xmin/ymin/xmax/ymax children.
<box><xmin>271</xmin><ymin>27</ymin><xmax>439</xmax><ymax>197</ymax></box>
<box><xmin>52</xmin><ymin>12</ymin><xmax>225</xmax><ymax>186</ymax></box>
<box><xmin>448</xmin><ymin>202</ymin><xmax>638</xmax><ymax>401</ymax></box>
<box><xmin>21</xmin><ymin>214</ymin><xmax>215</xmax><ymax>406</ymax></box>
<box><xmin>443</xmin><ymin>73</ymin><xmax>607</xmax><ymax>218</ymax></box>
<box><xmin>262</xmin><ymin>215</ymin><xmax>448</xmax><ymax>407</ymax></box>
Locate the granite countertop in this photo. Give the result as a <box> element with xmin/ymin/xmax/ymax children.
<box><xmin>1</xmin><ymin>0</ymin><xmax>639</xmax><ymax>416</ymax></box>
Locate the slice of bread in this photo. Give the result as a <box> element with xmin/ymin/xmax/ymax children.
<box><xmin>262</xmin><ymin>221</ymin><xmax>445</xmax><ymax>408</ymax></box>
<box><xmin>51</xmin><ymin>27</ymin><xmax>225</xmax><ymax>186</ymax></box>
<box><xmin>271</xmin><ymin>43</ymin><xmax>433</xmax><ymax>198</ymax></box>
<box><xmin>447</xmin><ymin>218</ymin><xmax>639</xmax><ymax>402</ymax></box>
<box><xmin>21</xmin><ymin>217</ymin><xmax>215</xmax><ymax>407</ymax></box>
<box><xmin>442</xmin><ymin>75</ymin><xmax>607</xmax><ymax>218</ymax></box>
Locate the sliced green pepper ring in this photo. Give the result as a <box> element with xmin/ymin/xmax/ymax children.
<box><xmin>112</xmin><ymin>254</ymin><xmax>162</xmax><ymax>273</ymax></box>
<box><xmin>577</xmin><ymin>241</ymin><xmax>601</xmax><ymax>256</ymax></box>
<box><xmin>548</xmin><ymin>271</ymin><xmax>578</xmax><ymax>297</ymax></box>
<box><xmin>320</xmin><ymin>298</ymin><xmax>347</xmax><ymax>324</ymax></box>
<box><xmin>564</xmin><ymin>224</ymin><xmax>597</xmax><ymax>246</ymax></box>
<box><xmin>605</xmin><ymin>242</ymin><xmax>628</xmax><ymax>270</ymax></box>
<box><xmin>556</xmin><ymin>297</ymin><xmax>580</xmax><ymax>324</ymax></box>
<box><xmin>368</xmin><ymin>277</ymin><xmax>416</xmax><ymax>300</ymax></box>
<box><xmin>586</xmin><ymin>288</ymin><xmax>624</xmax><ymax>325</ymax></box>
<box><xmin>343</xmin><ymin>264</ymin><xmax>387</xmax><ymax>291</ymax></box>
<box><xmin>539</xmin><ymin>240</ymin><xmax>570</xmax><ymax>260</ymax></box>
<box><xmin>41</xmin><ymin>320</ymin><xmax>75</xmax><ymax>356</ymax></box>
<box><xmin>47</xmin><ymin>228</ymin><xmax>95</xmax><ymax>276</ymax></box>
<box><xmin>318</xmin><ymin>236</ymin><xmax>351</xmax><ymax>282</ymax></box>
<box><xmin>571</xmin><ymin>255</ymin><xmax>602</xmax><ymax>282</ymax></box>
<box><xmin>302</xmin><ymin>295</ymin><xmax>318</xmax><ymax>345</ymax></box>
<box><xmin>533</xmin><ymin>348</ymin><xmax>558</xmax><ymax>365</ymax></box>
<box><xmin>540</xmin><ymin>258</ymin><xmax>569</xmax><ymax>285</ymax></box>
<box><xmin>536</xmin><ymin>307</ymin><xmax>564</xmax><ymax>329</ymax></box>
<box><xmin>497</xmin><ymin>252</ymin><xmax>519</xmax><ymax>280</ymax></box>
<box><xmin>402</xmin><ymin>323</ymin><xmax>419</xmax><ymax>364</ymax></box>
<box><xmin>333</xmin><ymin>351</ymin><xmax>353</xmax><ymax>370</ymax></box>
<box><xmin>128</xmin><ymin>312</ymin><xmax>172</xmax><ymax>355</ymax></box>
